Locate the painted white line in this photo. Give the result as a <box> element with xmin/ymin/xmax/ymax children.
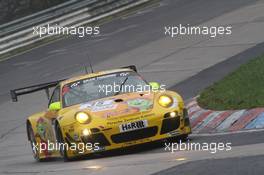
<box><xmin>191</xmin><ymin>128</ymin><xmax>264</xmax><ymax>136</ymax></box>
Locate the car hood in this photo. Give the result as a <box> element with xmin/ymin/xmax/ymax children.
<box><xmin>77</xmin><ymin>92</ymin><xmax>155</xmax><ymax>120</ymax></box>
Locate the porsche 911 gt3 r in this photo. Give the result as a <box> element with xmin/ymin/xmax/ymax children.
<box><xmin>11</xmin><ymin>65</ymin><xmax>191</xmax><ymax>161</ymax></box>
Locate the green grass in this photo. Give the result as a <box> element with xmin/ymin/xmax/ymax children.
<box><xmin>197</xmin><ymin>54</ymin><xmax>264</xmax><ymax>110</ymax></box>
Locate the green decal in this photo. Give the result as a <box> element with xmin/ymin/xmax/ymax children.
<box><xmin>127</xmin><ymin>98</ymin><xmax>153</xmax><ymax>111</ymax></box>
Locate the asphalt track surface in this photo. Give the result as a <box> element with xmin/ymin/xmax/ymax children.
<box><xmin>0</xmin><ymin>0</ymin><xmax>264</xmax><ymax>174</ymax></box>
<box><xmin>154</xmin><ymin>155</ymin><xmax>264</xmax><ymax>175</ymax></box>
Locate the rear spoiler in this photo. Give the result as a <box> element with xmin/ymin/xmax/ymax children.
<box><xmin>10</xmin><ymin>79</ymin><xmax>66</xmax><ymax>102</ymax></box>
<box><xmin>10</xmin><ymin>65</ymin><xmax>137</xmax><ymax>102</ymax></box>
<box><xmin>121</xmin><ymin>65</ymin><xmax>137</xmax><ymax>72</ymax></box>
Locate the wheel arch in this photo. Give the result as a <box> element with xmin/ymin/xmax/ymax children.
<box><xmin>54</xmin><ymin>118</ymin><xmax>65</xmax><ymax>142</ymax></box>
<box><xmin>54</xmin><ymin>119</ymin><xmax>60</xmax><ymax>139</ymax></box>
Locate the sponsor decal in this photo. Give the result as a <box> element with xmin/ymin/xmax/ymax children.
<box><xmin>80</xmin><ymin>99</ymin><xmax>117</xmax><ymax>112</ymax></box>
<box><xmin>103</xmin><ymin>108</ymin><xmax>134</xmax><ymax>119</ymax></box>
<box><xmin>35</xmin><ymin>118</ymin><xmax>53</xmax><ymax>156</ymax></box>
<box><xmin>107</xmin><ymin>120</ymin><xmax>123</xmax><ymax>125</ymax></box>
<box><xmin>123</xmin><ymin>138</ymin><xmax>152</xmax><ymax>146</ymax></box>
<box><xmin>119</xmin><ymin>120</ymin><xmax>148</xmax><ymax>132</ymax></box>
<box><xmin>127</xmin><ymin>98</ymin><xmax>153</xmax><ymax>112</ymax></box>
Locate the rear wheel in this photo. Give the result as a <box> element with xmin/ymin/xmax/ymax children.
<box><xmin>27</xmin><ymin>124</ymin><xmax>42</xmax><ymax>161</ymax></box>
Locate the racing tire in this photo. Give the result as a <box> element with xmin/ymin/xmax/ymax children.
<box><xmin>167</xmin><ymin>134</ymin><xmax>189</xmax><ymax>143</ymax></box>
<box><xmin>179</xmin><ymin>134</ymin><xmax>189</xmax><ymax>142</ymax></box>
<box><xmin>27</xmin><ymin>124</ymin><xmax>42</xmax><ymax>162</ymax></box>
<box><xmin>55</xmin><ymin>123</ymin><xmax>72</xmax><ymax>162</ymax></box>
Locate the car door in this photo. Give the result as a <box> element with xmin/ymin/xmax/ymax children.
<box><xmin>45</xmin><ymin>86</ymin><xmax>61</xmax><ymax>119</ymax></box>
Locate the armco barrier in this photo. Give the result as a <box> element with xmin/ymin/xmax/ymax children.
<box><xmin>0</xmin><ymin>0</ymin><xmax>87</xmax><ymax>37</ymax></box>
<box><xmin>0</xmin><ymin>0</ymin><xmax>152</xmax><ymax>56</ymax></box>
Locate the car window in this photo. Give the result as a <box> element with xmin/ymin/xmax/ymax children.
<box><xmin>49</xmin><ymin>86</ymin><xmax>60</xmax><ymax>105</ymax></box>
<box><xmin>62</xmin><ymin>71</ymin><xmax>148</xmax><ymax>107</ymax></box>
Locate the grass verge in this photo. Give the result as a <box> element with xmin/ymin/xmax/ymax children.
<box><xmin>197</xmin><ymin>53</ymin><xmax>264</xmax><ymax>110</ymax></box>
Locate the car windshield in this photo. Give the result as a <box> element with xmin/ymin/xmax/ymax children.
<box><xmin>62</xmin><ymin>71</ymin><xmax>148</xmax><ymax>107</ymax></box>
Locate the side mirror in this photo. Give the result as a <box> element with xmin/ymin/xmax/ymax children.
<box><xmin>149</xmin><ymin>82</ymin><xmax>160</xmax><ymax>91</ymax></box>
<box><xmin>49</xmin><ymin>102</ymin><xmax>61</xmax><ymax>111</ymax></box>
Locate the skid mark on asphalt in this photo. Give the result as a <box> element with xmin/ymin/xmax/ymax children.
<box><xmin>100</xmin><ymin>24</ymin><xmax>138</xmax><ymax>37</ymax></box>
<box><xmin>121</xmin><ymin>1</ymin><xmax>162</xmax><ymax>20</ymax></box>
<box><xmin>0</xmin><ymin>123</ymin><xmax>24</xmax><ymax>141</ymax></box>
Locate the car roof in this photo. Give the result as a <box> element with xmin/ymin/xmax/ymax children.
<box><xmin>60</xmin><ymin>68</ymin><xmax>133</xmax><ymax>86</ymax></box>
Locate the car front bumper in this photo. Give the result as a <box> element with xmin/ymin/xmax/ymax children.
<box><xmin>63</xmin><ymin>109</ymin><xmax>192</xmax><ymax>158</ymax></box>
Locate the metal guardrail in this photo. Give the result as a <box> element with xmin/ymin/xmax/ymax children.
<box><xmin>0</xmin><ymin>0</ymin><xmax>152</xmax><ymax>56</ymax></box>
<box><xmin>0</xmin><ymin>0</ymin><xmax>79</xmax><ymax>28</ymax></box>
<box><xmin>0</xmin><ymin>0</ymin><xmax>97</xmax><ymax>37</ymax></box>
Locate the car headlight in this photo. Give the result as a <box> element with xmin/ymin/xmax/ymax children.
<box><xmin>75</xmin><ymin>112</ymin><xmax>91</xmax><ymax>124</ymax></box>
<box><xmin>158</xmin><ymin>95</ymin><xmax>173</xmax><ymax>108</ymax></box>
<box><xmin>82</xmin><ymin>128</ymin><xmax>92</xmax><ymax>136</ymax></box>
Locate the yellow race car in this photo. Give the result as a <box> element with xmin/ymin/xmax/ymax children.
<box><xmin>11</xmin><ymin>65</ymin><xmax>191</xmax><ymax>161</ymax></box>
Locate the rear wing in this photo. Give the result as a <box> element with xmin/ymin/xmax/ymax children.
<box><xmin>10</xmin><ymin>65</ymin><xmax>137</xmax><ymax>102</ymax></box>
<box><xmin>10</xmin><ymin>79</ymin><xmax>66</xmax><ymax>102</ymax></box>
<box><xmin>121</xmin><ymin>65</ymin><xmax>137</xmax><ymax>72</ymax></box>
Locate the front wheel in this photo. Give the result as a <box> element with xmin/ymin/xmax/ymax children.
<box><xmin>55</xmin><ymin>124</ymin><xmax>72</xmax><ymax>162</ymax></box>
<box><xmin>179</xmin><ymin>134</ymin><xmax>189</xmax><ymax>142</ymax></box>
<box><xmin>167</xmin><ymin>134</ymin><xmax>190</xmax><ymax>143</ymax></box>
